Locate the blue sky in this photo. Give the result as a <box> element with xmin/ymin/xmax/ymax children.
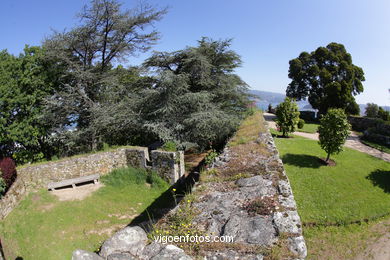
<box><xmin>1</xmin><ymin>0</ymin><xmax>389</xmax><ymax>105</ymax></box>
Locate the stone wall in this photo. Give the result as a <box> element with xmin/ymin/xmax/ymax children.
<box><xmin>72</xmin><ymin>114</ymin><xmax>307</xmax><ymax>259</ymax></box>
<box><xmin>0</xmin><ymin>147</ymin><xmax>185</xmax><ymax>220</ymax></box>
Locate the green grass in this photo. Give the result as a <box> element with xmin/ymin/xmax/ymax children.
<box><xmin>273</xmin><ymin>134</ymin><xmax>390</xmax><ymax>258</ymax></box>
<box><xmin>303</xmin><ymin>216</ymin><xmax>390</xmax><ymax>259</ymax></box>
<box><xmin>275</xmin><ymin>135</ymin><xmax>390</xmax><ymax>225</ymax></box>
<box><xmin>0</xmin><ymin>167</ymin><xmax>170</xmax><ymax>260</ymax></box>
<box><xmin>297</xmin><ymin>122</ymin><xmax>319</xmax><ymax>134</ymax></box>
<box><xmin>361</xmin><ymin>139</ymin><xmax>390</xmax><ymax>154</ymax></box>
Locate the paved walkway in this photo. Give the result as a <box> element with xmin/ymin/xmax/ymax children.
<box><xmin>263</xmin><ymin>113</ymin><xmax>390</xmax><ymax>163</ymax></box>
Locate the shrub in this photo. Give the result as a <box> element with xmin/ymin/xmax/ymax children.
<box><xmin>318</xmin><ymin>109</ymin><xmax>350</xmax><ymax>163</ymax></box>
<box><xmin>162</xmin><ymin>141</ymin><xmax>177</xmax><ymax>152</ymax></box>
<box><xmin>275</xmin><ymin>97</ymin><xmax>300</xmax><ymax>137</ymax></box>
<box><xmin>243</xmin><ymin>196</ymin><xmax>277</xmax><ymax>216</ymax></box>
<box><xmin>0</xmin><ymin>177</ymin><xmax>6</xmax><ymax>197</ymax></box>
<box><xmin>298</xmin><ymin>119</ymin><xmax>305</xmax><ymax>129</ymax></box>
<box><xmin>0</xmin><ymin>157</ymin><xmax>17</xmax><ymax>190</ymax></box>
<box><xmin>205</xmin><ymin>150</ymin><xmax>218</xmax><ymax>165</ymax></box>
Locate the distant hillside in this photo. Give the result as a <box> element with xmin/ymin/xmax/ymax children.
<box><xmin>250</xmin><ymin>89</ymin><xmax>389</xmax><ymax>115</ymax></box>
<box><xmin>249</xmin><ymin>89</ymin><xmax>311</xmax><ymax>111</ymax></box>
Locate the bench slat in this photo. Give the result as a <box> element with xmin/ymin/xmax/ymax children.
<box><xmin>48</xmin><ymin>174</ymin><xmax>100</xmax><ymax>190</ymax></box>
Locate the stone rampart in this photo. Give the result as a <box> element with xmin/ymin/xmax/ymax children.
<box><xmin>0</xmin><ymin>147</ymin><xmax>185</xmax><ymax>220</ymax></box>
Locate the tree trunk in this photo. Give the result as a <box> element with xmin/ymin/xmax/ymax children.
<box><xmin>326</xmin><ymin>153</ymin><xmax>330</xmax><ymax>163</ymax></box>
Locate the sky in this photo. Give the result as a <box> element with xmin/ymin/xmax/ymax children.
<box><xmin>1</xmin><ymin>0</ymin><xmax>389</xmax><ymax>106</ymax></box>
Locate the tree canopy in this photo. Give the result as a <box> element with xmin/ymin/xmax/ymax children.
<box><xmin>43</xmin><ymin>0</ymin><xmax>166</xmax><ymax>152</ymax></box>
<box><xmin>365</xmin><ymin>103</ymin><xmax>379</xmax><ymax>118</ymax></box>
<box><xmin>142</xmin><ymin>38</ymin><xmax>250</xmax><ymax>149</ymax></box>
<box><xmin>286</xmin><ymin>42</ymin><xmax>365</xmax><ymax>115</ymax></box>
<box><xmin>0</xmin><ymin>46</ymin><xmax>61</xmax><ymax>162</ymax></box>
<box><xmin>0</xmin><ymin>1</ymin><xmax>251</xmax><ymax>163</ymax></box>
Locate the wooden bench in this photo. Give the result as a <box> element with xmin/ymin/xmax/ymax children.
<box><xmin>47</xmin><ymin>174</ymin><xmax>100</xmax><ymax>191</ymax></box>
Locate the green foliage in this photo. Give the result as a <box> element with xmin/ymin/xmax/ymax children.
<box><xmin>275</xmin><ymin>97</ymin><xmax>300</xmax><ymax>137</ymax></box>
<box><xmin>318</xmin><ymin>109</ymin><xmax>350</xmax><ymax>162</ymax></box>
<box><xmin>268</xmin><ymin>103</ymin><xmax>274</xmax><ymax>113</ymax></box>
<box><xmin>101</xmin><ymin>167</ymin><xmax>169</xmax><ymax>190</ymax></box>
<box><xmin>0</xmin><ymin>47</ymin><xmax>61</xmax><ymax>162</ymax></box>
<box><xmin>378</xmin><ymin>107</ymin><xmax>390</xmax><ymax>121</ymax></box>
<box><xmin>287</xmin><ymin>42</ymin><xmax>364</xmax><ymax>115</ymax></box>
<box><xmin>365</xmin><ymin>103</ymin><xmax>379</xmax><ymax>118</ymax></box>
<box><xmin>205</xmin><ymin>150</ymin><xmax>218</xmax><ymax>165</ymax></box>
<box><xmin>43</xmin><ymin>0</ymin><xmax>166</xmax><ymax>152</ymax></box>
<box><xmin>298</xmin><ymin>119</ymin><xmax>305</xmax><ymax>129</ymax></box>
<box><xmin>162</xmin><ymin>141</ymin><xmax>177</xmax><ymax>152</ymax></box>
<box><xmin>0</xmin><ymin>177</ymin><xmax>6</xmax><ymax>196</ymax></box>
<box><xmin>142</xmin><ymin>38</ymin><xmax>250</xmax><ymax>150</ymax></box>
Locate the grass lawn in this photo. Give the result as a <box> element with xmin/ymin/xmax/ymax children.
<box><xmin>0</xmin><ymin>167</ymin><xmax>170</xmax><ymax>260</ymax></box>
<box><xmin>297</xmin><ymin>122</ymin><xmax>319</xmax><ymax>134</ymax></box>
<box><xmin>273</xmin><ymin>134</ymin><xmax>390</xmax><ymax>259</ymax></box>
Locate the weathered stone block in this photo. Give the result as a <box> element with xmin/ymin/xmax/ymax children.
<box><xmin>100</xmin><ymin>226</ymin><xmax>148</xmax><ymax>257</ymax></box>
<box><xmin>72</xmin><ymin>249</ymin><xmax>104</xmax><ymax>260</ymax></box>
<box><xmin>151</xmin><ymin>150</ymin><xmax>184</xmax><ymax>184</ymax></box>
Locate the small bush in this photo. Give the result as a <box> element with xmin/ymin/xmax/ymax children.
<box><xmin>298</xmin><ymin>119</ymin><xmax>305</xmax><ymax>129</ymax></box>
<box><xmin>275</xmin><ymin>97</ymin><xmax>300</xmax><ymax>137</ymax></box>
<box><xmin>243</xmin><ymin>196</ymin><xmax>277</xmax><ymax>216</ymax></box>
<box><xmin>162</xmin><ymin>141</ymin><xmax>177</xmax><ymax>152</ymax></box>
<box><xmin>101</xmin><ymin>167</ymin><xmax>169</xmax><ymax>189</ymax></box>
<box><xmin>318</xmin><ymin>109</ymin><xmax>350</xmax><ymax>163</ymax></box>
<box><xmin>205</xmin><ymin>150</ymin><xmax>218</xmax><ymax>165</ymax></box>
<box><xmin>0</xmin><ymin>177</ymin><xmax>6</xmax><ymax>197</ymax></box>
<box><xmin>0</xmin><ymin>157</ymin><xmax>17</xmax><ymax>190</ymax></box>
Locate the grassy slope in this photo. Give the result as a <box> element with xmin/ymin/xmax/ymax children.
<box><xmin>0</xmin><ymin>168</ymin><xmax>169</xmax><ymax>260</ymax></box>
<box><xmin>273</xmin><ymin>134</ymin><xmax>390</xmax><ymax>259</ymax></box>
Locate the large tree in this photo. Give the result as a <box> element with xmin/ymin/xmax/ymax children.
<box><xmin>43</xmin><ymin>0</ymin><xmax>166</xmax><ymax>151</ymax></box>
<box><xmin>0</xmin><ymin>47</ymin><xmax>61</xmax><ymax>162</ymax></box>
<box><xmin>286</xmin><ymin>42</ymin><xmax>365</xmax><ymax>115</ymax></box>
<box><xmin>142</xmin><ymin>38</ymin><xmax>250</xmax><ymax>149</ymax></box>
<box><xmin>365</xmin><ymin>103</ymin><xmax>379</xmax><ymax>118</ymax></box>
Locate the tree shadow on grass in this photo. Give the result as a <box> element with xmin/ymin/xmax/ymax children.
<box><xmin>281</xmin><ymin>153</ymin><xmax>323</xmax><ymax>169</ymax></box>
<box><xmin>366</xmin><ymin>170</ymin><xmax>390</xmax><ymax>193</ymax></box>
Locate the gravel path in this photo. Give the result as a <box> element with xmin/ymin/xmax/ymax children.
<box><xmin>263</xmin><ymin>113</ymin><xmax>390</xmax><ymax>162</ymax></box>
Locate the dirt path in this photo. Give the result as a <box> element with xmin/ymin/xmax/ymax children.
<box><xmin>353</xmin><ymin>218</ymin><xmax>390</xmax><ymax>260</ymax></box>
<box><xmin>263</xmin><ymin>113</ymin><xmax>390</xmax><ymax>162</ymax></box>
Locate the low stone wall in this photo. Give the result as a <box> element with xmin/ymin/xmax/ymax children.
<box><xmin>0</xmin><ymin>148</ymin><xmax>185</xmax><ymax>220</ymax></box>
<box><xmin>73</xmin><ymin>114</ymin><xmax>307</xmax><ymax>259</ymax></box>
